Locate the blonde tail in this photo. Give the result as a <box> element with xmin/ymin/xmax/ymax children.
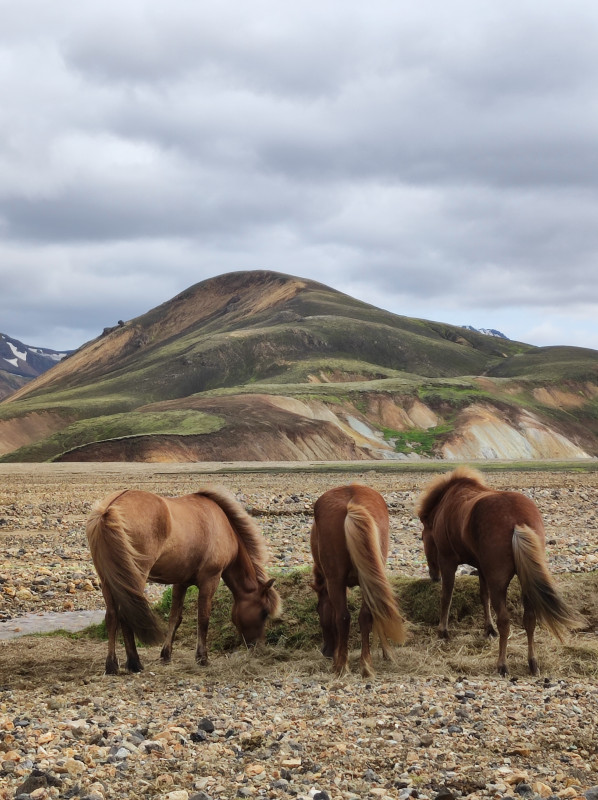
<box><xmin>86</xmin><ymin>501</ymin><xmax>163</xmax><ymax>645</ymax></box>
<box><xmin>344</xmin><ymin>500</ymin><xmax>406</xmax><ymax>648</ymax></box>
<box><xmin>512</xmin><ymin>524</ymin><xmax>584</xmax><ymax>641</ymax></box>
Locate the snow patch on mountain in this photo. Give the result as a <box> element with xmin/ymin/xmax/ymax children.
<box><xmin>462</xmin><ymin>325</ymin><xmax>509</xmax><ymax>339</ymax></box>
<box><xmin>0</xmin><ymin>333</ymin><xmax>71</xmax><ymax>379</ymax></box>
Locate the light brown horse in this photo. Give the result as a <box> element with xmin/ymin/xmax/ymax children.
<box><xmin>87</xmin><ymin>486</ymin><xmax>281</xmax><ymax>675</ymax></box>
<box><xmin>417</xmin><ymin>467</ymin><xmax>583</xmax><ymax>675</ymax></box>
<box><xmin>310</xmin><ymin>484</ymin><xmax>406</xmax><ymax>677</ymax></box>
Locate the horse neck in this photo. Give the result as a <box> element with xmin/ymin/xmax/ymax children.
<box><xmin>222</xmin><ymin>544</ymin><xmax>259</xmax><ymax>599</ymax></box>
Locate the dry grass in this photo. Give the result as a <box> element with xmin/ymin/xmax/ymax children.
<box><xmin>3</xmin><ymin>569</ymin><xmax>595</xmax><ymax>689</ymax></box>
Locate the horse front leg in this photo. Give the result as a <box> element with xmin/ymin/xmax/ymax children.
<box><xmin>438</xmin><ymin>565</ymin><xmax>456</xmax><ymax>639</ymax></box>
<box><xmin>195</xmin><ymin>575</ymin><xmax>221</xmax><ymax>666</ymax></box>
<box><xmin>328</xmin><ymin>583</ymin><xmax>351</xmax><ymax>676</ymax></box>
<box><xmin>522</xmin><ymin>596</ymin><xmax>538</xmax><ymax>675</ymax></box>
<box><xmin>358</xmin><ymin>602</ymin><xmax>374</xmax><ymax>677</ymax></box>
<box><xmin>479</xmin><ymin>575</ymin><xmax>497</xmax><ymax>638</ymax></box>
<box><xmin>160</xmin><ymin>584</ymin><xmax>188</xmax><ymax>664</ymax></box>
<box><xmin>101</xmin><ymin>583</ymin><xmax>120</xmax><ymax>675</ymax></box>
<box><xmin>121</xmin><ymin>621</ymin><xmax>143</xmax><ymax>673</ymax></box>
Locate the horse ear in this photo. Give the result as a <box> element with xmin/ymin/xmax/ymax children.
<box><xmin>261</xmin><ymin>578</ymin><xmax>275</xmax><ymax>594</ymax></box>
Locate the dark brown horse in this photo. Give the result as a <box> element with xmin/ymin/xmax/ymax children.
<box><xmin>417</xmin><ymin>467</ymin><xmax>583</xmax><ymax>675</ymax></box>
<box><xmin>310</xmin><ymin>484</ymin><xmax>406</xmax><ymax>676</ymax></box>
<box><xmin>87</xmin><ymin>486</ymin><xmax>281</xmax><ymax>675</ymax></box>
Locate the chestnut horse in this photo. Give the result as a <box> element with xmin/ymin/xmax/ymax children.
<box><xmin>310</xmin><ymin>484</ymin><xmax>406</xmax><ymax>676</ymax></box>
<box><xmin>417</xmin><ymin>467</ymin><xmax>583</xmax><ymax>675</ymax></box>
<box><xmin>87</xmin><ymin>486</ymin><xmax>281</xmax><ymax>675</ymax></box>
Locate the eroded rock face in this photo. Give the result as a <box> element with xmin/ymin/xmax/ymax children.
<box><xmin>441</xmin><ymin>404</ymin><xmax>589</xmax><ymax>460</ymax></box>
<box><xmin>53</xmin><ymin>394</ymin><xmax>592</xmax><ymax>463</ymax></box>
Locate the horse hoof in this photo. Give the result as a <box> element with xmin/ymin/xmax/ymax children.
<box><xmin>528</xmin><ymin>658</ymin><xmax>539</xmax><ymax>675</ymax></box>
<box><xmin>125</xmin><ymin>659</ymin><xmax>144</xmax><ymax>673</ymax></box>
<box><xmin>438</xmin><ymin>629</ymin><xmax>450</xmax><ymax>640</ymax></box>
<box><xmin>498</xmin><ymin>665</ymin><xmax>508</xmax><ymax>677</ymax></box>
<box><xmin>360</xmin><ymin>663</ymin><xmax>374</xmax><ymax>678</ymax></box>
<box><xmin>105</xmin><ymin>659</ymin><xmax>119</xmax><ymax>676</ymax></box>
<box><xmin>160</xmin><ymin>648</ymin><xmax>172</xmax><ymax>663</ymax></box>
<box><xmin>485</xmin><ymin>626</ymin><xmax>498</xmax><ymax>638</ymax></box>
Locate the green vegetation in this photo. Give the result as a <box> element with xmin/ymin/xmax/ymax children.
<box><xmin>382</xmin><ymin>423</ymin><xmax>455</xmax><ymax>456</ymax></box>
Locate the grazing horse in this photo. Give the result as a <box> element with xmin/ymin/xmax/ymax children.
<box><xmin>87</xmin><ymin>486</ymin><xmax>281</xmax><ymax>675</ymax></box>
<box><xmin>310</xmin><ymin>484</ymin><xmax>406</xmax><ymax>676</ymax></box>
<box><xmin>417</xmin><ymin>467</ymin><xmax>583</xmax><ymax>675</ymax></box>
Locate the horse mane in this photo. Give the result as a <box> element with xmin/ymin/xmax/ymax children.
<box><xmin>194</xmin><ymin>486</ymin><xmax>269</xmax><ymax>582</ymax></box>
<box><xmin>417</xmin><ymin>466</ymin><xmax>487</xmax><ymax>523</ymax></box>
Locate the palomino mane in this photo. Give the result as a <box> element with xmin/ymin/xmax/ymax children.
<box><xmin>417</xmin><ymin>466</ymin><xmax>487</xmax><ymax>522</ymax></box>
<box><xmin>194</xmin><ymin>486</ymin><xmax>269</xmax><ymax>582</ymax></box>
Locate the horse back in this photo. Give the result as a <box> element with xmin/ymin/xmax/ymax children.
<box><xmin>311</xmin><ymin>484</ymin><xmax>388</xmax><ymax>576</ymax></box>
<box><xmin>153</xmin><ymin>493</ymin><xmax>239</xmax><ymax>577</ymax></box>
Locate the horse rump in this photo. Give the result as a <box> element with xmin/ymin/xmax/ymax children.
<box><xmin>86</xmin><ymin>500</ymin><xmax>164</xmax><ymax>645</ymax></box>
<box><xmin>344</xmin><ymin>499</ymin><xmax>406</xmax><ymax>647</ymax></box>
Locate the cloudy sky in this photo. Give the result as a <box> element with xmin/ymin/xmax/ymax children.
<box><xmin>1</xmin><ymin>1</ymin><xmax>598</xmax><ymax>352</ymax></box>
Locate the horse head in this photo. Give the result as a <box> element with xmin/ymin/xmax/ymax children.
<box><xmin>232</xmin><ymin>578</ymin><xmax>281</xmax><ymax>645</ymax></box>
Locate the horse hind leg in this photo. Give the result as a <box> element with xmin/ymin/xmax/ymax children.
<box><xmin>358</xmin><ymin>601</ymin><xmax>374</xmax><ymax>678</ymax></box>
<box><xmin>313</xmin><ymin>568</ymin><xmax>336</xmax><ymax>658</ymax></box>
<box><xmin>160</xmin><ymin>584</ymin><xmax>187</xmax><ymax>664</ymax></box>
<box><xmin>522</xmin><ymin>596</ymin><xmax>539</xmax><ymax>675</ymax></box>
<box><xmin>328</xmin><ymin>583</ymin><xmax>351</xmax><ymax>676</ymax></box>
<box><xmin>101</xmin><ymin>583</ymin><xmax>120</xmax><ymax>675</ymax></box>
<box><xmin>479</xmin><ymin>575</ymin><xmax>497</xmax><ymax>638</ymax></box>
<box><xmin>121</xmin><ymin>620</ymin><xmax>143</xmax><ymax>673</ymax></box>
<box><xmin>489</xmin><ymin>583</ymin><xmax>511</xmax><ymax>676</ymax></box>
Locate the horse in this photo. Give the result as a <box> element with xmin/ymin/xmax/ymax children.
<box><xmin>310</xmin><ymin>484</ymin><xmax>406</xmax><ymax>677</ymax></box>
<box><xmin>417</xmin><ymin>466</ymin><xmax>583</xmax><ymax>675</ymax></box>
<box><xmin>86</xmin><ymin>486</ymin><xmax>281</xmax><ymax>675</ymax></box>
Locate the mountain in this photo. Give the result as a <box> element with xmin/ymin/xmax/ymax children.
<box><xmin>462</xmin><ymin>326</ymin><xmax>508</xmax><ymax>339</ymax></box>
<box><xmin>1</xmin><ymin>270</ymin><xmax>597</xmax><ymax>463</ymax></box>
<box><xmin>0</xmin><ymin>333</ymin><xmax>71</xmax><ymax>401</ymax></box>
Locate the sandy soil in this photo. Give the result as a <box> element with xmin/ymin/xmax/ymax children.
<box><xmin>1</xmin><ymin>462</ymin><xmax>598</xmax><ymax>800</ymax></box>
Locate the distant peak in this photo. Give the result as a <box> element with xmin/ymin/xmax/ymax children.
<box><xmin>462</xmin><ymin>325</ymin><xmax>509</xmax><ymax>340</ymax></box>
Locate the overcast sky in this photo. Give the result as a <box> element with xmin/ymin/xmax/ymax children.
<box><xmin>1</xmin><ymin>1</ymin><xmax>598</xmax><ymax>352</ymax></box>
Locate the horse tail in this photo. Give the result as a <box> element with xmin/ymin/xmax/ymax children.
<box><xmin>512</xmin><ymin>524</ymin><xmax>583</xmax><ymax>641</ymax></box>
<box><xmin>86</xmin><ymin>496</ymin><xmax>164</xmax><ymax>645</ymax></box>
<box><xmin>195</xmin><ymin>486</ymin><xmax>282</xmax><ymax>618</ymax></box>
<box><xmin>344</xmin><ymin>500</ymin><xmax>406</xmax><ymax>648</ymax></box>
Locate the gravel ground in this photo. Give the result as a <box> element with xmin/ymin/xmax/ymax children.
<box><xmin>1</xmin><ymin>463</ymin><xmax>598</xmax><ymax>800</ymax></box>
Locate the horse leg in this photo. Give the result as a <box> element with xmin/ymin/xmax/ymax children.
<box><xmin>195</xmin><ymin>575</ymin><xmax>221</xmax><ymax>666</ymax></box>
<box><xmin>313</xmin><ymin>567</ymin><xmax>336</xmax><ymax>658</ymax></box>
<box><xmin>479</xmin><ymin>575</ymin><xmax>497</xmax><ymax>637</ymax></box>
<box><xmin>489</xmin><ymin>583</ymin><xmax>511</xmax><ymax>676</ymax></box>
<box><xmin>358</xmin><ymin>601</ymin><xmax>374</xmax><ymax>677</ymax></box>
<box><xmin>121</xmin><ymin>621</ymin><xmax>143</xmax><ymax>673</ymax></box>
<box><xmin>101</xmin><ymin>584</ymin><xmax>120</xmax><ymax>675</ymax></box>
<box><xmin>328</xmin><ymin>583</ymin><xmax>351</xmax><ymax>676</ymax></box>
<box><xmin>438</xmin><ymin>565</ymin><xmax>457</xmax><ymax>639</ymax></box>
<box><xmin>522</xmin><ymin>596</ymin><xmax>539</xmax><ymax>675</ymax></box>
<box><xmin>160</xmin><ymin>584</ymin><xmax>187</xmax><ymax>663</ymax></box>
<box><xmin>423</xmin><ymin>531</ymin><xmax>441</xmax><ymax>582</ymax></box>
